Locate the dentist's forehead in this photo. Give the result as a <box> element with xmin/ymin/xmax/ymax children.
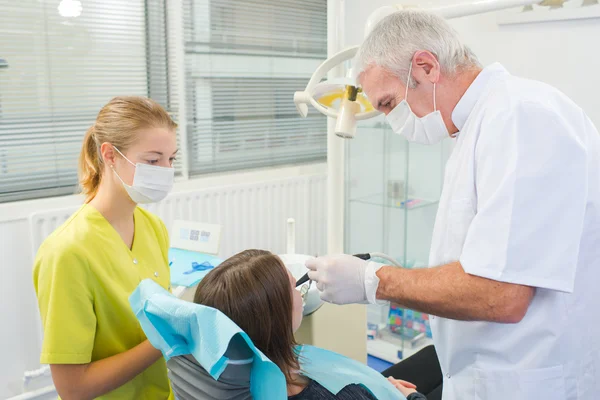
<box><xmin>359</xmin><ymin>66</ymin><xmax>403</xmax><ymax>106</ymax></box>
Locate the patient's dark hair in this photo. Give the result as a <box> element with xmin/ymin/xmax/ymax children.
<box><xmin>194</xmin><ymin>249</ymin><xmax>299</xmax><ymax>383</ymax></box>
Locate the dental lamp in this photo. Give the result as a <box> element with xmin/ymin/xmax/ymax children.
<box><xmin>293</xmin><ymin>0</ymin><xmax>568</xmax><ymax>139</ymax></box>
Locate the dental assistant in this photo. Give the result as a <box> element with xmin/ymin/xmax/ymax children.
<box><xmin>33</xmin><ymin>97</ymin><xmax>178</xmax><ymax>399</ymax></box>
<box><xmin>307</xmin><ymin>10</ymin><xmax>600</xmax><ymax>400</ymax></box>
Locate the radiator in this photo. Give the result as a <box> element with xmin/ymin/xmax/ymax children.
<box><xmin>21</xmin><ymin>174</ymin><xmax>327</xmax><ymax>399</ymax></box>
<box><xmin>30</xmin><ymin>174</ymin><xmax>327</xmax><ymax>258</ymax></box>
<box><xmin>29</xmin><ymin>207</ymin><xmax>79</xmax><ymax>258</ymax></box>
<box><xmin>145</xmin><ymin>174</ymin><xmax>328</xmax><ymax>258</ymax></box>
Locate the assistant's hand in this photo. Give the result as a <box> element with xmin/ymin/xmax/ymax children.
<box><xmin>305</xmin><ymin>255</ymin><xmax>384</xmax><ymax>305</ymax></box>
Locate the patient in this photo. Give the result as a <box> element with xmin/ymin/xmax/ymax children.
<box><xmin>183</xmin><ymin>249</ymin><xmax>413</xmax><ymax>399</ymax></box>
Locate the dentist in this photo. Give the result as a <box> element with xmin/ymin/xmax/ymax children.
<box><xmin>306</xmin><ymin>10</ymin><xmax>600</xmax><ymax>400</ymax></box>
<box><xmin>33</xmin><ymin>97</ymin><xmax>177</xmax><ymax>399</ymax></box>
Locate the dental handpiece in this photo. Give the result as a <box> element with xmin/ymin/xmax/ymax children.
<box><xmin>296</xmin><ymin>272</ymin><xmax>310</xmax><ymax>287</ymax></box>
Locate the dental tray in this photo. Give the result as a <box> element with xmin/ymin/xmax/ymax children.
<box><xmin>168</xmin><ymin>248</ymin><xmax>223</xmax><ymax>288</ymax></box>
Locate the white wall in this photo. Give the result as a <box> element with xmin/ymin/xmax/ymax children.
<box><xmin>0</xmin><ymin>219</ymin><xmax>41</xmax><ymax>397</ymax></box>
<box><xmin>445</xmin><ymin>1</ymin><xmax>600</xmax><ymax>128</ymax></box>
<box><xmin>345</xmin><ymin>0</ymin><xmax>600</xmax><ymax>127</ymax></box>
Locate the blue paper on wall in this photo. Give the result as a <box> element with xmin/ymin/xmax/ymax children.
<box><xmin>168</xmin><ymin>248</ymin><xmax>223</xmax><ymax>287</ymax></box>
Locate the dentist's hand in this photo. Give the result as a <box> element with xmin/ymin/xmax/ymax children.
<box><xmin>305</xmin><ymin>255</ymin><xmax>385</xmax><ymax>305</ymax></box>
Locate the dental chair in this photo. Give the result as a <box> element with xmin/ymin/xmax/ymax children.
<box><xmin>167</xmin><ymin>334</ymin><xmax>253</xmax><ymax>400</ymax></box>
<box><xmin>131</xmin><ymin>279</ymin><xmax>405</xmax><ymax>400</ymax></box>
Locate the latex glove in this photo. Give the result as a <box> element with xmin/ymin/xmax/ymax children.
<box><xmin>305</xmin><ymin>254</ymin><xmax>385</xmax><ymax>305</ymax></box>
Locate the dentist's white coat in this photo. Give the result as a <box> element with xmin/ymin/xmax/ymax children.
<box><xmin>430</xmin><ymin>63</ymin><xmax>600</xmax><ymax>400</ymax></box>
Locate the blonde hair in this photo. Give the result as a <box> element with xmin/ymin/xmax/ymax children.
<box><xmin>78</xmin><ymin>96</ymin><xmax>177</xmax><ymax>201</ymax></box>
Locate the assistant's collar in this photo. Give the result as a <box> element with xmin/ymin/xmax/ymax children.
<box><xmin>451</xmin><ymin>63</ymin><xmax>509</xmax><ymax>132</ymax></box>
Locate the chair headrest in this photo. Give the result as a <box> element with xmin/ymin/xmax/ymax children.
<box><xmin>130</xmin><ymin>279</ymin><xmax>288</xmax><ymax>399</ymax></box>
<box><xmin>167</xmin><ymin>351</ymin><xmax>252</xmax><ymax>400</ymax></box>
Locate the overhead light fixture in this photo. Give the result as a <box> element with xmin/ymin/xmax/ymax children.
<box><xmin>58</xmin><ymin>0</ymin><xmax>83</xmax><ymax>18</ymax></box>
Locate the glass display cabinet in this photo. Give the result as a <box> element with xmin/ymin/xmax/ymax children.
<box><xmin>344</xmin><ymin>115</ymin><xmax>453</xmax><ymax>363</ymax></box>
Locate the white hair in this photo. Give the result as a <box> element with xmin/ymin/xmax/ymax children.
<box><xmin>355</xmin><ymin>10</ymin><xmax>480</xmax><ymax>88</ymax></box>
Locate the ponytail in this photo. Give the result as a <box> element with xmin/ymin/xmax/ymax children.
<box><xmin>78</xmin><ymin>125</ymin><xmax>102</xmax><ymax>202</ymax></box>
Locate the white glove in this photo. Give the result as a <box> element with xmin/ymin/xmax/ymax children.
<box><xmin>305</xmin><ymin>254</ymin><xmax>386</xmax><ymax>305</ymax></box>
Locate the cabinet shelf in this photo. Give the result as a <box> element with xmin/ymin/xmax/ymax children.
<box><xmin>367</xmin><ymin>335</ymin><xmax>434</xmax><ymax>364</ymax></box>
<box><xmin>349</xmin><ymin>193</ymin><xmax>439</xmax><ymax>211</ymax></box>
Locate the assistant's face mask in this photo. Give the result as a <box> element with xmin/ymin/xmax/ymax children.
<box><xmin>111</xmin><ymin>146</ymin><xmax>174</xmax><ymax>204</ymax></box>
<box><xmin>386</xmin><ymin>61</ymin><xmax>449</xmax><ymax>145</ymax></box>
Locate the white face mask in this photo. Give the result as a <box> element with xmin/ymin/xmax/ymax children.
<box><xmin>111</xmin><ymin>147</ymin><xmax>174</xmax><ymax>204</ymax></box>
<box><xmin>386</xmin><ymin>62</ymin><xmax>449</xmax><ymax>145</ymax></box>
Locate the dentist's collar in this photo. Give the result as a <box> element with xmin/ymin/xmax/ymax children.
<box><xmin>451</xmin><ymin>63</ymin><xmax>509</xmax><ymax>133</ymax></box>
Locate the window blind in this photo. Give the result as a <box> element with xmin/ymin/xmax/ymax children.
<box><xmin>183</xmin><ymin>0</ymin><xmax>327</xmax><ymax>175</ymax></box>
<box><xmin>0</xmin><ymin>0</ymin><xmax>171</xmax><ymax>203</ymax></box>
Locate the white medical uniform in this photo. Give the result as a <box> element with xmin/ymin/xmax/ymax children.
<box><xmin>429</xmin><ymin>63</ymin><xmax>600</xmax><ymax>400</ymax></box>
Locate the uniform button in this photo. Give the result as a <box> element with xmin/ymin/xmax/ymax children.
<box><xmin>446</xmin><ymin>373</ymin><xmax>451</xmax><ymax>379</ymax></box>
<box><xmin>154</xmin><ymin>272</ymin><xmax>159</xmax><ymax>277</ymax></box>
<box><xmin>133</xmin><ymin>258</ymin><xmax>138</xmax><ymax>265</ymax></box>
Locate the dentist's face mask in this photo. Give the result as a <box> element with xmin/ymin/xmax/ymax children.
<box><xmin>111</xmin><ymin>146</ymin><xmax>174</xmax><ymax>204</ymax></box>
<box><xmin>386</xmin><ymin>62</ymin><xmax>449</xmax><ymax>145</ymax></box>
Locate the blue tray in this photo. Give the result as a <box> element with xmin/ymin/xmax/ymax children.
<box><xmin>168</xmin><ymin>248</ymin><xmax>223</xmax><ymax>287</ymax></box>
